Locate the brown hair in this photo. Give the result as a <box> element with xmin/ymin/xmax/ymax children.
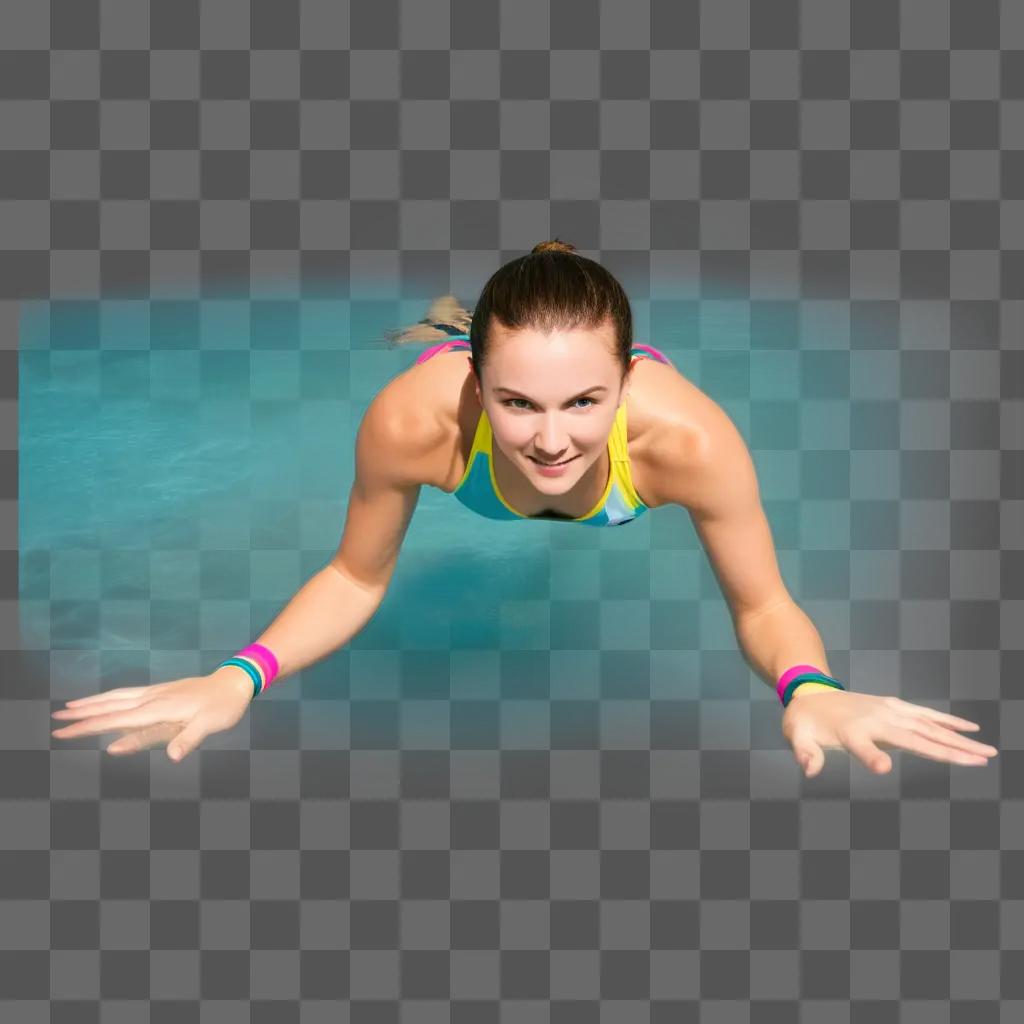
<box><xmin>386</xmin><ymin>239</ymin><xmax>635</xmax><ymax>381</ymax></box>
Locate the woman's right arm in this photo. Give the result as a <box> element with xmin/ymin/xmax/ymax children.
<box><xmin>212</xmin><ymin>389</ymin><xmax>428</xmax><ymax>689</ymax></box>
<box><xmin>51</xmin><ymin>382</ymin><xmax>432</xmax><ymax>758</ymax></box>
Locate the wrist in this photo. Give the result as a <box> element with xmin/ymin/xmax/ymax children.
<box><xmin>212</xmin><ymin>643</ymin><xmax>281</xmax><ymax>698</ymax></box>
<box><xmin>209</xmin><ymin>665</ymin><xmax>257</xmax><ymax>701</ymax></box>
<box><xmin>776</xmin><ymin>663</ymin><xmax>847</xmax><ymax>707</ymax></box>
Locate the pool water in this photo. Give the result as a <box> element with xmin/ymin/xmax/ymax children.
<box><xmin>20</xmin><ymin>294</ymin><xmax>728</xmax><ymax>740</ymax></box>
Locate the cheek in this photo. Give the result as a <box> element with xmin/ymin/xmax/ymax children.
<box><xmin>574</xmin><ymin>411</ymin><xmax>618</xmax><ymax>444</ymax></box>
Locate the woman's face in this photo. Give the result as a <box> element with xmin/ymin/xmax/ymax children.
<box><xmin>471</xmin><ymin>320</ymin><xmax>631</xmax><ymax>492</ymax></box>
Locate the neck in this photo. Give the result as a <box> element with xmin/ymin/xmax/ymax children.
<box><xmin>492</xmin><ymin>438</ymin><xmax>611</xmax><ymax>517</ymax></box>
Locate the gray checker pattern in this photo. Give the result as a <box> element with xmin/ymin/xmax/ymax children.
<box><xmin>1</xmin><ymin>0</ymin><xmax>1023</xmax><ymax>1022</ymax></box>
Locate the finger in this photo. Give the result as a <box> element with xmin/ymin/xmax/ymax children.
<box><xmin>894</xmin><ymin>715</ymin><xmax>998</xmax><ymax>759</ymax></box>
<box><xmin>51</xmin><ymin>703</ymin><xmax>175</xmax><ymax>741</ymax></box>
<box><xmin>840</xmin><ymin>729</ymin><xmax>895</xmax><ymax>774</ymax></box>
<box><xmin>890</xmin><ymin>699</ymin><xmax>982</xmax><ymax>733</ymax></box>
<box><xmin>167</xmin><ymin>717</ymin><xmax>213</xmax><ymax>763</ymax></box>
<box><xmin>106</xmin><ymin>723</ymin><xmax>179</xmax><ymax>756</ymax></box>
<box><xmin>63</xmin><ymin>688</ymin><xmax>153</xmax><ymax>706</ymax></box>
<box><xmin>53</xmin><ymin>696</ymin><xmax>151</xmax><ymax>720</ymax></box>
<box><xmin>878</xmin><ymin>724</ymin><xmax>991</xmax><ymax>767</ymax></box>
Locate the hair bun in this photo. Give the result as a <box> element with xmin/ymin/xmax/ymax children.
<box><xmin>531</xmin><ymin>238</ymin><xmax>577</xmax><ymax>255</ymax></box>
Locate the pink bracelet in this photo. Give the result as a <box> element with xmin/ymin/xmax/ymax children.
<box><xmin>776</xmin><ymin>664</ymin><xmax>824</xmax><ymax>702</ymax></box>
<box><xmin>216</xmin><ymin>643</ymin><xmax>281</xmax><ymax>697</ymax></box>
<box><xmin>239</xmin><ymin>643</ymin><xmax>279</xmax><ymax>688</ymax></box>
<box><xmin>776</xmin><ymin>663</ymin><xmax>846</xmax><ymax>708</ymax></box>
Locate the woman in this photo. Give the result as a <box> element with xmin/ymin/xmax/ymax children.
<box><xmin>51</xmin><ymin>240</ymin><xmax>998</xmax><ymax>778</ymax></box>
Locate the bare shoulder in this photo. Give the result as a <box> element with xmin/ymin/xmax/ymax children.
<box><xmin>632</xmin><ymin>360</ymin><xmax>749</xmax><ymax>511</ymax></box>
<box><xmin>359</xmin><ymin>363</ymin><xmax>450</xmax><ymax>488</ymax></box>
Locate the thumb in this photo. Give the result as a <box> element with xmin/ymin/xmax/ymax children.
<box><xmin>792</xmin><ymin>735</ymin><xmax>825</xmax><ymax>778</ymax></box>
<box><xmin>167</xmin><ymin>718</ymin><xmax>211</xmax><ymax>763</ymax></box>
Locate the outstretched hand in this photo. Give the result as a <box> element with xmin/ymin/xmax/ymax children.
<box><xmin>781</xmin><ymin>690</ymin><xmax>998</xmax><ymax>777</ymax></box>
<box><xmin>51</xmin><ymin>670</ymin><xmax>255</xmax><ymax>762</ymax></box>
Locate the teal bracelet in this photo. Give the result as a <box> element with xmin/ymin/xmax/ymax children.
<box><xmin>781</xmin><ymin>672</ymin><xmax>846</xmax><ymax>708</ymax></box>
<box><xmin>218</xmin><ymin>656</ymin><xmax>264</xmax><ymax>698</ymax></box>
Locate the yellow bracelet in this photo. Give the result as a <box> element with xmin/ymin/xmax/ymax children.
<box><xmin>789</xmin><ymin>682</ymin><xmax>841</xmax><ymax>701</ymax></box>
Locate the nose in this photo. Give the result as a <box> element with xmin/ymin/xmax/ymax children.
<box><xmin>533</xmin><ymin>417</ymin><xmax>571</xmax><ymax>461</ymax></box>
<box><xmin>533</xmin><ymin>450</ymin><xmax>569</xmax><ymax>464</ymax></box>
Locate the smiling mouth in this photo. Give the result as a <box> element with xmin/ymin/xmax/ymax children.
<box><xmin>529</xmin><ymin>455</ymin><xmax>577</xmax><ymax>467</ymax></box>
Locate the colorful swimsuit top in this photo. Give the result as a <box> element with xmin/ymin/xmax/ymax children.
<box><xmin>414</xmin><ymin>334</ymin><xmax>674</xmax><ymax>527</ymax></box>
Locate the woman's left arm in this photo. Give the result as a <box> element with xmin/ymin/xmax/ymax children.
<box><xmin>656</xmin><ymin>402</ymin><xmax>999</xmax><ymax>777</ymax></box>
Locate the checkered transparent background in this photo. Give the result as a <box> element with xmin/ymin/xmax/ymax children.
<box><xmin>1</xmin><ymin>0</ymin><xmax>1023</xmax><ymax>1020</ymax></box>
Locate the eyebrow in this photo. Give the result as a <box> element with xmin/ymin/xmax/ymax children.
<box><xmin>493</xmin><ymin>385</ymin><xmax>609</xmax><ymax>401</ymax></box>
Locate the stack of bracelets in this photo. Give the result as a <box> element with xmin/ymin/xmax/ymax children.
<box><xmin>216</xmin><ymin>643</ymin><xmax>280</xmax><ymax>698</ymax></box>
<box><xmin>214</xmin><ymin>647</ymin><xmax>844</xmax><ymax>707</ymax></box>
<box><xmin>777</xmin><ymin>663</ymin><xmax>847</xmax><ymax>708</ymax></box>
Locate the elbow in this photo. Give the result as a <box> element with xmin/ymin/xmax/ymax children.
<box><xmin>733</xmin><ymin>594</ymin><xmax>796</xmax><ymax>631</ymax></box>
<box><xmin>326</xmin><ymin>560</ymin><xmax>392</xmax><ymax>600</ymax></box>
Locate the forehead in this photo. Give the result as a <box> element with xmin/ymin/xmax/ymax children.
<box><xmin>486</xmin><ymin>322</ymin><xmax>617</xmax><ymax>364</ymax></box>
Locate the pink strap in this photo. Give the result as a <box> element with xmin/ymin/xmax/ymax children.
<box><xmin>633</xmin><ymin>343</ymin><xmax>672</xmax><ymax>365</ymax></box>
<box><xmin>776</xmin><ymin>663</ymin><xmax>825</xmax><ymax>703</ymax></box>
<box><xmin>415</xmin><ymin>340</ymin><xmax>468</xmax><ymax>364</ymax></box>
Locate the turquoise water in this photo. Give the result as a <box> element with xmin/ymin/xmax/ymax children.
<box><xmin>18</xmin><ymin>296</ymin><xmax>581</xmax><ymax>642</ymax></box>
<box><xmin>19</xmin><ymin>288</ymin><xmax>857</xmax><ymax>740</ymax></box>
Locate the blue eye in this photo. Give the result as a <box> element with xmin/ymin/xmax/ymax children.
<box><xmin>503</xmin><ymin>397</ymin><xmax>596</xmax><ymax>410</ymax></box>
